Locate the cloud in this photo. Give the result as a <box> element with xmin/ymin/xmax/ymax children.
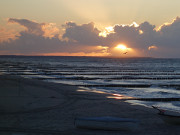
<box><xmin>104</xmin><ymin>24</ymin><xmax>140</xmax><ymax>48</ymax></box>
<box><xmin>42</xmin><ymin>23</ymin><xmax>60</xmax><ymax>38</ymax></box>
<box><xmin>8</xmin><ymin>18</ymin><xmax>44</xmax><ymax>36</ymax></box>
<box><xmin>105</xmin><ymin>21</ymin><xmax>158</xmax><ymax>49</ymax></box>
<box><xmin>0</xmin><ymin>32</ymin><xmax>63</xmax><ymax>54</ymax></box>
<box><xmin>0</xmin><ymin>32</ymin><xmax>107</xmax><ymax>55</ymax></box>
<box><xmin>8</xmin><ymin>18</ymin><xmax>60</xmax><ymax>38</ymax></box>
<box><xmin>148</xmin><ymin>45</ymin><xmax>158</xmax><ymax>50</ymax></box>
<box><xmin>139</xmin><ymin>21</ymin><xmax>155</xmax><ymax>34</ymax></box>
<box><xmin>62</xmin><ymin>22</ymin><xmax>102</xmax><ymax>45</ymax></box>
<box><xmin>1</xmin><ymin>17</ymin><xmax>180</xmax><ymax>57</ymax></box>
<box><xmin>0</xmin><ymin>20</ymin><xmax>107</xmax><ymax>55</ymax></box>
<box><xmin>157</xmin><ymin>17</ymin><xmax>180</xmax><ymax>47</ymax></box>
<box><xmin>0</xmin><ymin>27</ymin><xmax>19</xmax><ymax>42</ymax></box>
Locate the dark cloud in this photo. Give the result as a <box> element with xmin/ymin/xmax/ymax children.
<box><xmin>8</xmin><ymin>18</ymin><xmax>44</xmax><ymax>36</ymax></box>
<box><xmin>62</xmin><ymin>22</ymin><xmax>102</xmax><ymax>45</ymax></box>
<box><xmin>105</xmin><ymin>24</ymin><xmax>140</xmax><ymax>48</ymax></box>
<box><xmin>157</xmin><ymin>17</ymin><xmax>180</xmax><ymax>48</ymax></box>
<box><xmin>137</xmin><ymin>22</ymin><xmax>157</xmax><ymax>49</ymax></box>
<box><xmin>138</xmin><ymin>21</ymin><xmax>155</xmax><ymax>34</ymax></box>
<box><xmin>8</xmin><ymin>18</ymin><xmax>60</xmax><ymax>38</ymax></box>
<box><xmin>0</xmin><ymin>31</ymin><xmax>100</xmax><ymax>55</ymax></box>
<box><xmin>104</xmin><ymin>22</ymin><xmax>156</xmax><ymax>51</ymax></box>
<box><xmin>0</xmin><ymin>32</ymin><xmax>63</xmax><ymax>54</ymax></box>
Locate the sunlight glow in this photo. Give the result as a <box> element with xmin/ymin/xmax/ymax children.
<box><xmin>115</xmin><ymin>44</ymin><xmax>127</xmax><ymax>50</ymax></box>
<box><xmin>156</xmin><ymin>17</ymin><xmax>179</xmax><ymax>31</ymax></box>
<box><xmin>120</xmin><ymin>22</ymin><xmax>139</xmax><ymax>28</ymax></box>
<box><xmin>99</xmin><ymin>26</ymin><xmax>114</xmax><ymax>37</ymax></box>
<box><xmin>105</xmin><ymin>26</ymin><xmax>114</xmax><ymax>32</ymax></box>
<box><xmin>148</xmin><ymin>45</ymin><xmax>158</xmax><ymax>50</ymax></box>
<box><xmin>99</xmin><ymin>22</ymin><xmax>139</xmax><ymax>37</ymax></box>
<box><xmin>139</xmin><ymin>30</ymin><xmax>144</xmax><ymax>34</ymax></box>
<box><xmin>130</xmin><ymin>22</ymin><xmax>139</xmax><ymax>27</ymax></box>
<box><xmin>110</xmin><ymin>43</ymin><xmax>138</xmax><ymax>57</ymax></box>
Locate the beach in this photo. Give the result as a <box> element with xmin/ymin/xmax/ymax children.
<box><xmin>0</xmin><ymin>75</ymin><xmax>180</xmax><ymax>135</ymax></box>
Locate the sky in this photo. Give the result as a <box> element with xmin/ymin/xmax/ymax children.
<box><xmin>0</xmin><ymin>0</ymin><xmax>180</xmax><ymax>58</ymax></box>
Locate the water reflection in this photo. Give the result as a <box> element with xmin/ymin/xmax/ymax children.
<box><xmin>77</xmin><ymin>88</ymin><xmax>134</xmax><ymax>100</ymax></box>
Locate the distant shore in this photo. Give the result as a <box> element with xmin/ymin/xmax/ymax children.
<box><xmin>0</xmin><ymin>75</ymin><xmax>180</xmax><ymax>135</ymax></box>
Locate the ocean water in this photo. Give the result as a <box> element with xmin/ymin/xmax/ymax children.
<box><xmin>0</xmin><ymin>56</ymin><xmax>180</xmax><ymax>111</ymax></box>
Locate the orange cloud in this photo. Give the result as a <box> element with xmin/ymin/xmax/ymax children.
<box><xmin>148</xmin><ymin>45</ymin><xmax>158</xmax><ymax>50</ymax></box>
<box><xmin>0</xmin><ymin>27</ymin><xmax>19</xmax><ymax>42</ymax></box>
<box><xmin>42</xmin><ymin>23</ymin><xmax>60</xmax><ymax>38</ymax></box>
<box><xmin>157</xmin><ymin>17</ymin><xmax>180</xmax><ymax>31</ymax></box>
<box><xmin>8</xmin><ymin>18</ymin><xmax>60</xmax><ymax>39</ymax></box>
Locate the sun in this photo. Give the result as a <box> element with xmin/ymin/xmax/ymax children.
<box><xmin>115</xmin><ymin>44</ymin><xmax>127</xmax><ymax>51</ymax></box>
<box><xmin>111</xmin><ymin>43</ymin><xmax>139</xmax><ymax>57</ymax></box>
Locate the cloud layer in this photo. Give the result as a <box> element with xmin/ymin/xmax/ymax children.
<box><xmin>0</xmin><ymin>17</ymin><xmax>180</xmax><ymax>57</ymax></box>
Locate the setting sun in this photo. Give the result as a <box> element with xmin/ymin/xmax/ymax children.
<box><xmin>110</xmin><ymin>44</ymin><xmax>138</xmax><ymax>57</ymax></box>
<box><xmin>115</xmin><ymin>44</ymin><xmax>127</xmax><ymax>50</ymax></box>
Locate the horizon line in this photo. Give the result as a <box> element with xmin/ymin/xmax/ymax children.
<box><xmin>1</xmin><ymin>54</ymin><xmax>180</xmax><ymax>59</ymax></box>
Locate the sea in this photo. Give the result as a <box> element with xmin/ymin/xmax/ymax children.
<box><xmin>0</xmin><ymin>56</ymin><xmax>180</xmax><ymax>111</ymax></box>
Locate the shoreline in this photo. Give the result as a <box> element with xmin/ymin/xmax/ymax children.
<box><xmin>0</xmin><ymin>75</ymin><xmax>180</xmax><ymax>134</ymax></box>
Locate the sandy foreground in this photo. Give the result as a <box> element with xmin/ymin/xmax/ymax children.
<box><xmin>0</xmin><ymin>75</ymin><xmax>179</xmax><ymax>135</ymax></box>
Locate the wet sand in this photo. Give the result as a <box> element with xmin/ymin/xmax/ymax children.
<box><xmin>0</xmin><ymin>75</ymin><xmax>180</xmax><ymax>135</ymax></box>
